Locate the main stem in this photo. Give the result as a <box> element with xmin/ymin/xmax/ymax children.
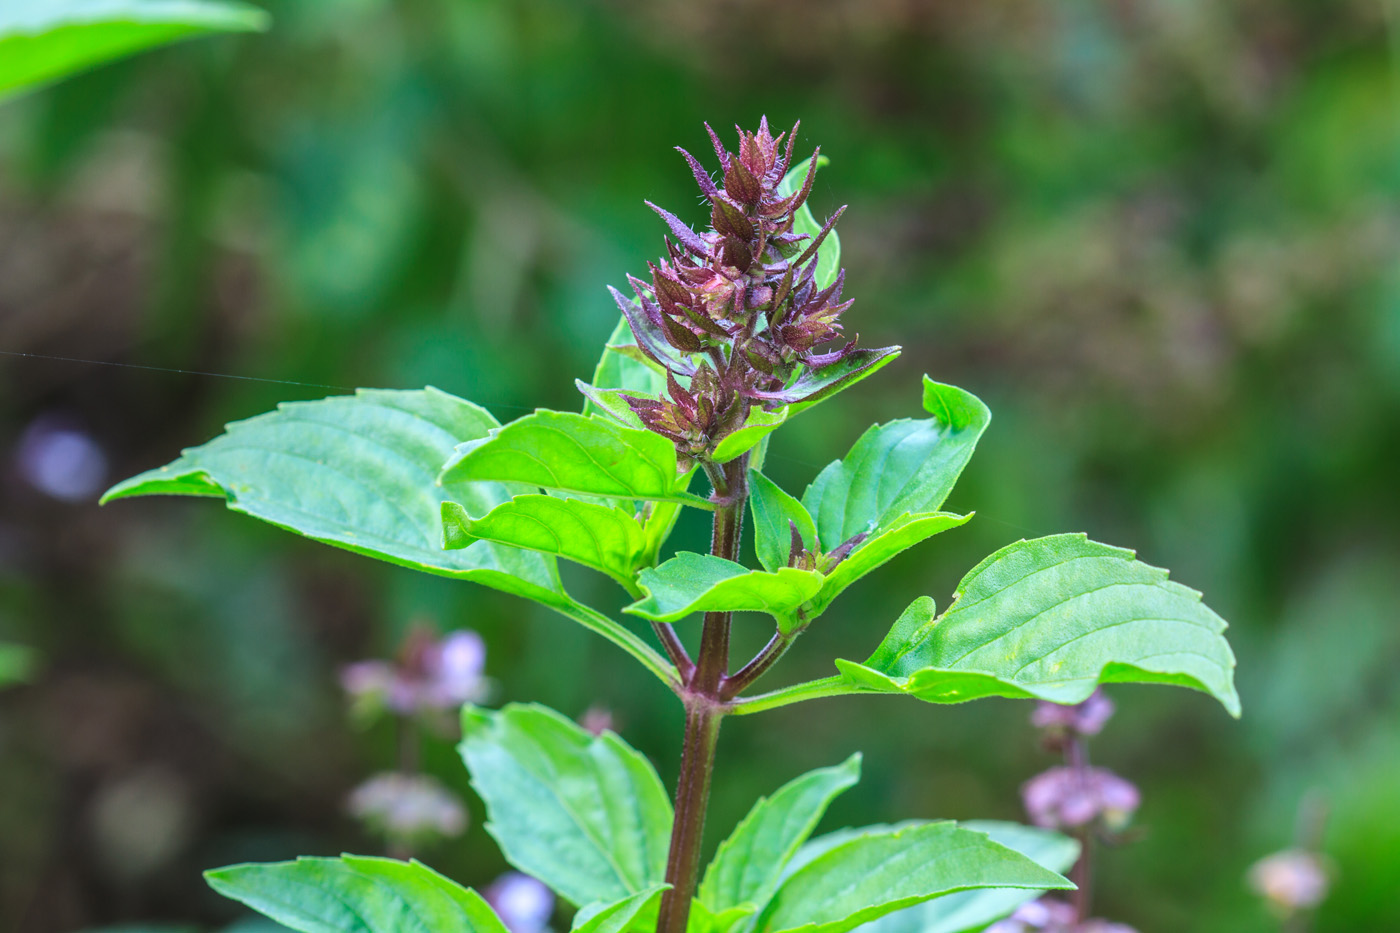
<box><xmin>1067</xmin><ymin>736</ymin><xmax>1093</xmax><ymax>921</ymax></box>
<box><xmin>655</xmin><ymin>456</ymin><xmax>748</xmax><ymax>933</ymax></box>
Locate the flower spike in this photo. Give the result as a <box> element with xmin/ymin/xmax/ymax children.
<box><xmin>606</xmin><ymin>121</ymin><xmax>897</xmax><ymax>463</ymax></box>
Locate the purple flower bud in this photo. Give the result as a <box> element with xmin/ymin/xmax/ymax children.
<box><xmin>1031</xmin><ymin>690</ymin><xmax>1115</xmax><ymax>738</ymax></box>
<box><xmin>711</xmin><ymin>197</ymin><xmax>755</xmax><ymax>241</ymax></box>
<box><xmin>485</xmin><ymin>872</ymin><xmax>555</xmax><ymax>933</ymax></box>
<box><xmin>340</xmin><ymin>660</ymin><xmax>397</xmax><ymax>701</ymax></box>
<box><xmin>347</xmin><ymin>772</ymin><xmax>467</xmax><ymax>846</ymax></box>
<box><xmin>1248</xmin><ymin>849</ymin><xmax>1331</xmax><ymax>912</ymax></box>
<box><xmin>724</xmin><ymin>158</ymin><xmax>763</xmax><ymax>206</ymax></box>
<box><xmin>1022</xmin><ymin>766</ymin><xmax>1140</xmax><ymax>832</ymax></box>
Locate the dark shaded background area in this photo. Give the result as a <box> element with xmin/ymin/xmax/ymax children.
<box><xmin>2</xmin><ymin>1</ymin><xmax>1399</xmax><ymax>930</ymax></box>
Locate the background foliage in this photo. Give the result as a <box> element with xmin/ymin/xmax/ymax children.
<box><xmin>1</xmin><ymin>1</ymin><xmax>1397</xmax><ymax>930</ymax></box>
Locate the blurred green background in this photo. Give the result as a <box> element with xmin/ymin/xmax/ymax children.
<box><xmin>2</xmin><ymin>1</ymin><xmax>1399</xmax><ymax>930</ymax></box>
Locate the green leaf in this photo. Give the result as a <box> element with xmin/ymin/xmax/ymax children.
<box><xmin>205</xmin><ymin>855</ymin><xmax>508</xmax><ymax>933</ymax></box>
<box><xmin>806</xmin><ymin>512</ymin><xmax>972</xmax><ymax>618</ymax></box>
<box><xmin>748</xmin><ymin>471</ymin><xmax>818</xmax><ymax>573</ymax></box>
<box><xmin>759</xmin><ymin>822</ymin><xmax>1072</xmax><ymax>933</ymax></box>
<box><xmin>458</xmin><ymin>703</ymin><xmax>672</xmax><ymax>908</ymax></box>
<box><xmin>577</xmin><ymin>380</ymin><xmax>647</xmax><ymax>430</ymax></box>
<box><xmin>572</xmin><ymin>885</ymin><xmax>669</xmax><ymax>933</ymax></box>
<box><xmin>712</xmin><ymin>406</ymin><xmax>789</xmax><ymax>464</ymax></box>
<box><xmin>641</xmin><ymin>499</ymin><xmax>686</xmax><ymax>567</ymax></box>
<box><xmin>440</xmin><ymin>409</ymin><xmax>706</xmax><ymax>507</ymax></box>
<box><xmin>852</xmin><ymin>822</ymin><xmax>1079</xmax><ymax>933</ymax></box>
<box><xmin>699</xmin><ymin>755</ymin><xmax>861</xmax><ymax>915</ymax></box>
<box><xmin>102</xmin><ymin>388</ymin><xmax>568</xmax><ymax>608</ymax></box>
<box><xmin>802</xmin><ymin>378</ymin><xmax>990</xmax><ymax>549</ymax></box>
<box><xmin>778</xmin><ymin>156</ymin><xmax>840</xmax><ymax>291</ymax></box>
<box><xmin>624</xmin><ymin>552</ymin><xmax>823</xmax><ymax>629</ymax></box>
<box><xmin>836</xmin><ymin>535</ymin><xmax>1241</xmax><ymax>716</ymax></box>
<box><xmin>762</xmin><ymin>348</ymin><xmax>902</xmax><ymax>414</ymax></box>
<box><xmin>444</xmin><ymin>495</ymin><xmax>647</xmax><ymax>591</ymax></box>
<box><xmin>689</xmin><ymin>901</ymin><xmax>758</xmax><ymax>933</ymax></box>
<box><xmin>0</xmin><ymin>1</ymin><xmax>269</xmax><ymax>103</ymax></box>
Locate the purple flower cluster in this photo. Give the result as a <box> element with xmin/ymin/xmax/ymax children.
<box><xmin>341</xmin><ymin>628</ymin><xmax>489</xmax><ymax>718</ymax></box>
<box><xmin>602</xmin><ymin>119</ymin><xmax>896</xmax><ymax>465</ymax></box>
<box><xmin>1022</xmin><ymin>766</ymin><xmax>1141</xmax><ymax>832</ymax></box>
<box><xmin>1031</xmin><ymin>690</ymin><xmax>1115</xmax><ymax>740</ymax></box>
<box><xmin>1008</xmin><ymin>690</ymin><xmax>1145</xmax><ymax>932</ymax></box>
<box><xmin>346</xmin><ymin>772</ymin><xmax>467</xmax><ymax>848</ymax></box>
<box><xmin>1248</xmin><ymin>848</ymin><xmax>1331</xmax><ymax>913</ymax></box>
<box><xmin>1022</xmin><ymin>692</ymin><xmax>1139</xmax><ymax>833</ymax></box>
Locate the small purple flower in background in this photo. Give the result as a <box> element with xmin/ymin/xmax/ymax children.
<box><xmin>986</xmin><ymin>897</ymin><xmax>1078</xmax><ymax>932</ymax></box>
<box><xmin>485</xmin><ymin>872</ymin><xmax>555</xmax><ymax>933</ymax></box>
<box><xmin>1248</xmin><ymin>848</ymin><xmax>1332</xmax><ymax>915</ymax></box>
<box><xmin>14</xmin><ymin>414</ymin><xmax>107</xmax><ymax>502</ymax></box>
<box><xmin>341</xmin><ymin>626</ymin><xmax>491</xmax><ymax>720</ymax></box>
<box><xmin>580</xmin><ymin>705</ymin><xmax>614</xmax><ymax>736</ymax></box>
<box><xmin>1023</xmin><ymin>766</ymin><xmax>1141</xmax><ymax>832</ymax></box>
<box><xmin>346</xmin><ymin>772</ymin><xmax>467</xmax><ymax>850</ymax></box>
<box><xmin>1031</xmin><ymin>690</ymin><xmax>1115</xmax><ymax>740</ymax></box>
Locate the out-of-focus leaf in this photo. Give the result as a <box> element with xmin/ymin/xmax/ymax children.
<box><xmin>641</xmin><ymin>498</ymin><xmax>686</xmax><ymax>567</ymax></box>
<box><xmin>440</xmin><ymin>410</ymin><xmax>707</xmax><ymax>507</ymax></box>
<box><xmin>852</xmin><ymin>821</ymin><xmax>1079</xmax><ymax>933</ymax></box>
<box><xmin>837</xmin><ymin>535</ymin><xmax>1241</xmax><ymax>715</ymax></box>
<box><xmin>205</xmin><ymin>855</ymin><xmax>508</xmax><ymax>933</ymax></box>
<box><xmin>624</xmin><ymin>552</ymin><xmax>822</xmax><ymax>630</ymax></box>
<box><xmin>699</xmin><ymin>755</ymin><xmax>861</xmax><ymax>916</ymax></box>
<box><xmin>102</xmin><ymin>388</ymin><xmax>568</xmax><ymax>608</ymax></box>
<box><xmin>759</xmin><ymin>822</ymin><xmax>1072</xmax><ymax>933</ymax></box>
<box><xmin>748</xmin><ymin>471</ymin><xmax>818</xmax><ymax>573</ymax></box>
<box><xmin>0</xmin><ymin>642</ymin><xmax>37</xmax><ymax>687</ymax></box>
<box><xmin>778</xmin><ymin>156</ymin><xmax>840</xmax><ymax>290</ymax></box>
<box><xmin>802</xmin><ymin>378</ymin><xmax>990</xmax><ymax>548</ymax></box>
<box><xmin>458</xmin><ymin>704</ymin><xmax>672</xmax><ymax>908</ymax></box>
<box><xmin>582</xmin><ymin>316</ymin><xmax>666</xmax><ymax>422</ymax></box>
<box><xmin>0</xmin><ymin>0</ymin><xmax>269</xmax><ymax>102</ymax></box>
<box><xmin>443</xmin><ymin>494</ymin><xmax>647</xmax><ymax>590</ymax></box>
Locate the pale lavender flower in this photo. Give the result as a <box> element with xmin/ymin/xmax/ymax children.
<box><xmin>985</xmin><ymin>898</ymin><xmax>1077</xmax><ymax>932</ymax></box>
<box><xmin>580</xmin><ymin>705</ymin><xmax>615</xmax><ymax>736</ymax></box>
<box><xmin>426</xmin><ymin>630</ymin><xmax>488</xmax><ymax>707</ymax></box>
<box><xmin>1031</xmin><ymin>690</ymin><xmax>1115</xmax><ymax>738</ymax></box>
<box><xmin>347</xmin><ymin>772</ymin><xmax>467</xmax><ymax>847</ymax></box>
<box><xmin>1248</xmin><ymin>848</ymin><xmax>1331</xmax><ymax>912</ymax></box>
<box><xmin>1023</xmin><ymin>766</ymin><xmax>1140</xmax><ymax>832</ymax></box>
<box><xmin>485</xmin><ymin>872</ymin><xmax>554</xmax><ymax>933</ymax></box>
<box><xmin>341</xmin><ymin>628</ymin><xmax>490</xmax><ymax>717</ymax></box>
<box><xmin>15</xmin><ymin>415</ymin><xmax>107</xmax><ymax>502</ymax></box>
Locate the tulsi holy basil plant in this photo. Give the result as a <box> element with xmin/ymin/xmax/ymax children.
<box><xmin>104</xmin><ymin>119</ymin><xmax>1239</xmax><ymax>933</ymax></box>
